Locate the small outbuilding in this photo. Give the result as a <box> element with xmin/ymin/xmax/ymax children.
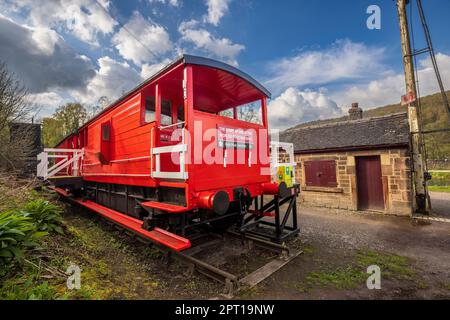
<box><xmin>280</xmin><ymin>104</ymin><xmax>412</xmax><ymax>216</ymax></box>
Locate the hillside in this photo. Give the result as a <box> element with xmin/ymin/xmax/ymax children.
<box><xmin>287</xmin><ymin>91</ymin><xmax>450</xmax><ymax>159</ymax></box>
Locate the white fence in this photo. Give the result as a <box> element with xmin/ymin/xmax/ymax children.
<box><xmin>37</xmin><ymin>148</ymin><xmax>84</xmax><ymax>180</ymax></box>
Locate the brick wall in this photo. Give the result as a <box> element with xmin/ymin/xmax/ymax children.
<box><xmin>294</xmin><ymin>148</ymin><xmax>412</xmax><ymax>216</ymax></box>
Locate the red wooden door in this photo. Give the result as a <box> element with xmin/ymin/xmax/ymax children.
<box><xmin>356</xmin><ymin>156</ymin><xmax>384</xmax><ymax>211</ymax></box>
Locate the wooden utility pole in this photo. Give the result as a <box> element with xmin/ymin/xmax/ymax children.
<box><xmin>396</xmin><ymin>0</ymin><xmax>428</xmax><ymax>213</ymax></box>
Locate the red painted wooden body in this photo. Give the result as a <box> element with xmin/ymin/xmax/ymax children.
<box><xmin>56</xmin><ymin>55</ymin><xmax>274</xmax><ymax>211</ymax></box>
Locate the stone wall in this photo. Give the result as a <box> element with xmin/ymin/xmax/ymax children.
<box><xmin>294</xmin><ymin>147</ymin><xmax>412</xmax><ymax>216</ymax></box>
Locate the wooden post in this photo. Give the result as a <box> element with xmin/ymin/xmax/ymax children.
<box><xmin>396</xmin><ymin>0</ymin><xmax>428</xmax><ymax>213</ymax></box>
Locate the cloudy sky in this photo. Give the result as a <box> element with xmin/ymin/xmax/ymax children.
<box><xmin>1</xmin><ymin>0</ymin><xmax>449</xmax><ymax>129</ymax></box>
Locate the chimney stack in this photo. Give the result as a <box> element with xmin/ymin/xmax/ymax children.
<box><xmin>348</xmin><ymin>102</ymin><xmax>363</xmax><ymax>120</ymax></box>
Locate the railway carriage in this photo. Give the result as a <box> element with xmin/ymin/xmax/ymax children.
<box><xmin>38</xmin><ymin>55</ymin><xmax>299</xmax><ymax>252</ymax></box>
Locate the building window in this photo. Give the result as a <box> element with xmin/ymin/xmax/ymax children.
<box><xmin>304</xmin><ymin>160</ymin><xmax>337</xmax><ymax>187</ymax></box>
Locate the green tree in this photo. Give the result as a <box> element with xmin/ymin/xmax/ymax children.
<box><xmin>54</xmin><ymin>103</ymin><xmax>88</xmax><ymax>135</ymax></box>
<box><xmin>41</xmin><ymin>103</ymin><xmax>88</xmax><ymax>147</ymax></box>
<box><xmin>41</xmin><ymin>117</ymin><xmax>63</xmax><ymax>148</ymax></box>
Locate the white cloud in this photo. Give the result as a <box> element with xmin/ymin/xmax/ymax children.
<box><xmin>179</xmin><ymin>19</ymin><xmax>199</xmax><ymax>30</ymax></box>
<box><xmin>334</xmin><ymin>53</ymin><xmax>450</xmax><ymax>109</ymax></box>
<box><xmin>30</xmin><ymin>27</ymin><xmax>60</xmax><ymax>55</ymax></box>
<box><xmin>267</xmin><ymin>39</ymin><xmax>388</xmax><ymax>93</ymax></box>
<box><xmin>203</xmin><ymin>0</ymin><xmax>231</xmax><ymax>26</ymax></box>
<box><xmin>178</xmin><ymin>21</ymin><xmax>244</xmax><ymax>66</ymax></box>
<box><xmin>28</xmin><ymin>92</ymin><xmax>65</xmax><ymax>106</ymax></box>
<box><xmin>72</xmin><ymin>56</ymin><xmax>142</xmax><ymax>105</ymax></box>
<box><xmin>267</xmin><ymin>51</ymin><xmax>450</xmax><ymax>129</ymax></box>
<box><xmin>149</xmin><ymin>0</ymin><xmax>180</xmax><ymax>7</ymax></box>
<box><xmin>112</xmin><ymin>12</ymin><xmax>172</xmax><ymax>66</ymax></box>
<box><xmin>6</xmin><ymin>0</ymin><xmax>117</xmax><ymax>46</ymax></box>
<box><xmin>27</xmin><ymin>92</ymin><xmax>66</xmax><ymax>117</ymax></box>
<box><xmin>417</xmin><ymin>53</ymin><xmax>450</xmax><ymax>95</ymax></box>
<box><xmin>141</xmin><ymin>59</ymin><xmax>172</xmax><ymax>79</ymax></box>
<box><xmin>268</xmin><ymin>88</ymin><xmax>342</xmax><ymax>130</ymax></box>
<box><xmin>0</xmin><ymin>14</ymin><xmax>95</xmax><ymax>93</ymax></box>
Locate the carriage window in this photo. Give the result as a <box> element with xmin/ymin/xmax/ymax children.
<box><xmin>161</xmin><ymin>100</ymin><xmax>172</xmax><ymax>125</ymax></box>
<box><xmin>102</xmin><ymin>123</ymin><xmax>110</xmax><ymax>141</ymax></box>
<box><xmin>144</xmin><ymin>96</ymin><xmax>172</xmax><ymax>125</ymax></box>
<box><xmin>219</xmin><ymin>108</ymin><xmax>234</xmax><ymax>119</ymax></box>
<box><xmin>177</xmin><ymin>105</ymin><xmax>184</xmax><ymax>122</ymax></box>
<box><xmin>236</xmin><ymin>100</ymin><xmax>262</xmax><ymax>125</ymax></box>
<box><xmin>145</xmin><ymin>97</ymin><xmax>156</xmax><ymax>123</ymax></box>
<box><xmin>100</xmin><ymin>121</ymin><xmax>111</xmax><ymax>164</ymax></box>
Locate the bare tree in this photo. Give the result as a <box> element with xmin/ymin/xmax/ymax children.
<box><xmin>0</xmin><ymin>63</ymin><xmax>33</xmax><ymax>129</ymax></box>
<box><xmin>0</xmin><ymin>62</ymin><xmax>38</xmax><ymax>172</ymax></box>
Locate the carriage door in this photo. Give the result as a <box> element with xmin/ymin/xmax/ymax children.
<box><xmin>150</xmin><ymin>82</ymin><xmax>187</xmax><ymax>180</ymax></box>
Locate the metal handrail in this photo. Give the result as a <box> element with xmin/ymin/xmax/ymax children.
<box><xmin>159</xmin><ymin>121</ymin><xmax>185</xmax><ymax>130</ymax></box>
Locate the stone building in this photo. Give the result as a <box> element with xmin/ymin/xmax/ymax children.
<box><xmin>8</xmin><ymin>122</ymin><xmax>42</xmax><ymax>175</ymax></box>
<box><xmin>280</xmin><ymin>105</ymin><xmax>412</xmax><ymax>216</ymax></box>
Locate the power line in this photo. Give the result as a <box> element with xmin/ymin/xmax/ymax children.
<box><xmin>415</xmin><ymin>0</ymin><xmax>450</xmax><ymax>124</ymax></box>
<box><xmin>93</xmin><ymin>0</ymin><xmax>158</xmax><ymax>60</ymax></box>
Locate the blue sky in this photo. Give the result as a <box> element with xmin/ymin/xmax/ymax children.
<box><xmin>0</xmin><ymin>0</ymin><xmax>449</xmax><ymax>129</ymax></box>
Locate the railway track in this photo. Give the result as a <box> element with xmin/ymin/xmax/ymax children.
<box><xmin>57</xmin><ymin>188</ymin><xmax>302</xmax><ymax>297</ymax></box>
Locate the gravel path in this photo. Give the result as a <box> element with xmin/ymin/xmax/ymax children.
<box><xmin>299</xmin><ymin>206</ymin><xmax>450</xmax><ymax>274</ymax></box>
<box><xmin>248</xmin><ymin>205</ymin><xmax>450</xmax><ymax>299</ymax></box>
<box><xmin>430</xmin><ymin>191</ymin><xmax>450</xmax><ymax>218</ymax></box>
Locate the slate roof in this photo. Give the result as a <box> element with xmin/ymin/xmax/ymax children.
<box><xmin>279</xmin><ymin>112</ymin><xmax>410</xmax><ymax>153</ymax></box>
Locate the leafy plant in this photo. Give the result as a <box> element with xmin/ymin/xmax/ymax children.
<box><xmin>23</xmin><ymin>200</ymin><xmax>64</xmax><ymax>234</ymax></box>
<box><xmin>0</xmin><ymin>210</ymin><xmax>46</xmax><ymax>265</ymax></box>
<box><xmin>1</xmin><ymin>275</ymin><xmax>60</xmax><ymax>300</ymax></box>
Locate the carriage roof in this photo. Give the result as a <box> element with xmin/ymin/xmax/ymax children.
<box><xmin>55</xmin><ymin>55</ymin><xmax>271</xmax><ymax>147</ymax></box>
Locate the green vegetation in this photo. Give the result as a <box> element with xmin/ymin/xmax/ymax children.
<box><xmin>41</xmin><ymin>103</ymin><xmax>88</xmax><ymax>147</ymax></box>
<box><xmin>0</xmin><ymin>198</ymin><xmax>63</xmax><ymax>269</ymax></box>
<box><xmin>306</xmin><ymin>266</ymin><xmax>366</xmax><ymax>290</ymax></box>
<box><xmin>355</xmin><ymin>249</ymin><xmax>414</xmax><ymax>280</ymax></box>
<box><xmin>0</xmin><ymin>195</ymin><xmax>164</xmax><ymax>300</ymax></box>
<box><xmin>441</xmin><ymin>282</ymin><xmax>450</xmax><ymax>291</ymax></box>
<box><xmin>302</xmin><ymin>245</ymin><xmax>314</xmax><ymax>255</ymax></box>
<box><xmin>428</xmin><ymin>171</ymin><xmax>450</xmax><ymax>186</ymax></box>
<box><xmin>297</xmin><ymin>249</ymin><xmax>415</xmax><ymax>291</ymax></box>
<box><xmin>428</xmin><ymin>185</ymin><xmax>450</xmax><ymax>192</ymax></box>
<box><xmin>2</xmin><ymin>275</ymin><xmax>59</xmax><ymax>300</ymax></box>
<box><xmin>0</xmin><ymin>210</ymin><xmax>46</xmax><ymax>266</ymax></box>
<box><xmin>23</xmin><ymin>199</ymin><xmax>64</xmax><ymax>234</ymax></box>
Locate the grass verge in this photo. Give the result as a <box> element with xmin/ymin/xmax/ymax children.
<box><xmin>296</xmin><ymin>249</ymin><xmax>415</xmax><ymax>292</ymax></box>
<box><xmin>428</xmin><ymin>185</ymin><xmax>450</xmax><ymax>193</ymax></box>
